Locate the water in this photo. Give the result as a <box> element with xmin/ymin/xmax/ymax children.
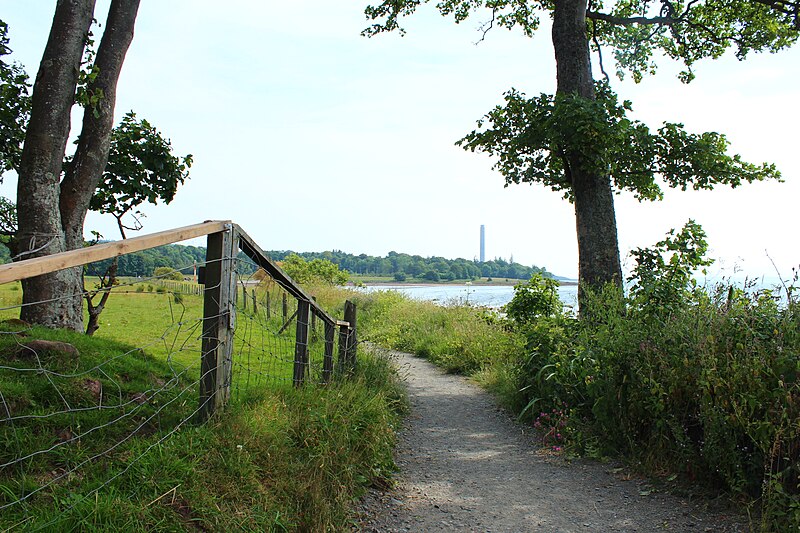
<box><xmin>363</xmin><ymin>276</ymin><xmax>794</xmax><ymax>311</ymax></box>
<box><xmin>363</xmin><ymin>283</ymin><xmax>578</xmax><ymax>309</ymax></box>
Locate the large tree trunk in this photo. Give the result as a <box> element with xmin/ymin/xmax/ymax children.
<box><xmin>552</xmin><ymin>0</ymin><xmax>622</xmax><ymax>304</ymax></box>
<box><xmin>59</xmin><ymin>0</ymin><xmax>140</xmax><ymax>334</ymax></box>
<box><xmin>60</xmin><ymin>0</ymin><xmax>140</xmax><ymax>251</ymax></box>
<box><xmin>15</xmin><ymin>0</ymin><xmax>96</xmax><ymax>331</ymax></box>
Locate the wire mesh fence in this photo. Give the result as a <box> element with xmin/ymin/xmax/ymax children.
<box><xmin>0</xmin><ymin>221</ymin><xmax>356</xmax><ymax>529</ymax></box>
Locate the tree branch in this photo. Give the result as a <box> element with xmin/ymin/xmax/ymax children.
<box><xmin>586</xmin><ymin>11</ymin><xmax>674</xmax><ymax>26</ymax></box>
<box><xmin>474</xmin><ymin>7</ymin><xmax>497</xmax><ymax>45</ymax></box>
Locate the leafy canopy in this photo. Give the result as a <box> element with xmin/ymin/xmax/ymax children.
<box><xmin>457</xmin><ymin>82</ymin><xmax>780</xmax><ymax>201</ymax></box>
<box><xmin>88</xmin><ymin>111</ymin><xmax>192</xmax><ymax>233</ymax></box>
<box><xmin>364</xmin><ymin>1</ymin><xmax>791</xmax><ymax>202</ymax></box>
<box><xmin>364</xmin><ymin>0</ymin><xmax>799</xmax><ymax>83</ymax></box>
<box><xmin>0</xmin><ymin>20</ymin><xmax>30</xmax><ymax>177</ymax></box>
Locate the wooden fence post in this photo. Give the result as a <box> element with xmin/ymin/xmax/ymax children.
<box><xmin>242</xmin><ymin>286</ymin><xmax>247</xmax><ymax>310</ymax></box>
<box><xmin>282</xmin><ymin>293</ymin><xmax>288</xmax><ymax>321</ymax></box>
<box><xmin>293</xmin><ymin>299</ymin><xmax>311</xmax><ymax>387</ymax></box>
<box><xmin>322</xmin><ymin>319</ymin><xmax>335</xmax><ymax>383</ymax></box>
<box><xmin>251</xmin><ymin>290</ymin><xmax>257</xmax><ymax>313</ymax></box>
<box><xmin>311</xmin><ymin>296</ymin><xmax>317</xmax><ymax>340</ymax></box>
<box><xmin>265</xmin><ymin>291</ymin><xmax>271</xmax><ymax>318</ymax></box>
<box><xmin>344</xmin><ymin>300</ymin><xmax>357</xmax><ymax>370</ymax></box>
<box><xmin>198</xmin><ymin>225</ymin><xmax>237</xmax><ymax>422</ymax></box>
<box><xmin>337</xmin><ymin>300</ymin><xmax>357</xmax><ymax>376</ymax></box>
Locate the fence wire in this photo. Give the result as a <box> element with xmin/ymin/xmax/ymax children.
<box><xmin>0</xmin><ymin>232</ymin><xmax>354</xmax><ymax>530</ymax></box>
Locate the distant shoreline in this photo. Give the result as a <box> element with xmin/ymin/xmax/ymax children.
<box><xmin>356</xmin><ymin>279</ymin><xmax>578</xmax><ymax>288</ymax></box>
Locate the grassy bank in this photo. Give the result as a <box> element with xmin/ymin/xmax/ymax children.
<box><xmin>0</xmin><ymin>283</ymin><xmax>406</xmax><ymax>531</ymax></box>
<box><xmin>347</xmin><ymin>227</ymin><xmax>800</xmax><ymax>531</ymax></box>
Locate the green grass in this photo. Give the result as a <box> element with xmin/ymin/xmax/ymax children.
<box><xmin>0</xmin><ymin>282</ymin><xmax>405</xmax><ymax>531</ymax></box>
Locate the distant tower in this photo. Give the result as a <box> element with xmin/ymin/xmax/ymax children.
<box><xmin>479</xmin><ymin>225</ymin><xmax>486</xmax><ymax>263</ymax></box>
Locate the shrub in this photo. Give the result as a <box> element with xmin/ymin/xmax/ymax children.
<box><xmin>499</xmin><ymin>222</ymin><xmax>800</xmax><ymax>529</ymax></box>
<box><xmin>153</xmin><ymin>266</ymin><xmax>183</xmax><ymax>281</ymax></box>
<box><xmin>280</xmin><ymin>254</ymin><xmax>349</xmax><ymax>286</ymax></box>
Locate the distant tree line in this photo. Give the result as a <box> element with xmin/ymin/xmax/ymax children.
<box><xmin>84</xmin><ymin>244</ymin><xmax>206</xmax><ymax>277</ymax></box>
<box><xmin>267</xmin><ymin>250</ymin><xmax>554</xmax><ymax>282</ymax></box>
<box><xmin>0</xmin><ymin>242</ymin><xmax>556</xmax><ymax>282</ymax></box>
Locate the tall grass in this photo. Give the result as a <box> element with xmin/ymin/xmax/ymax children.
<box><xmin>346</xmin><ymin>289</ymin><xmax>518</xmax><ymax>374</ymax></box>
<box><xmin>0</xmin><ymin>281</ymin><xmax>406</xmax><ymax>531</ymax></box>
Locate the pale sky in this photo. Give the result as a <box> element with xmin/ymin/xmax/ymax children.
<box><xmin>1</xmin><ymin>1</ymin><xmax>798</xmax><ymax>280</ymax></box>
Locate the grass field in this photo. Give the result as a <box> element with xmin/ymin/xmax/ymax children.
<box><xmin>0</xmin><ymin>280</ymin><xmax>404</xmax><ymax>531</ymax></box>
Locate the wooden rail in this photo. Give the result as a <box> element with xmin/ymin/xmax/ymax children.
<box><xmin>0</xmin><ymin>219</ymin><xmax>357</xmax><ymax>420</ymax></box>
<box><xmin>234</xmin><ymin>224</ymin><xmax>342</xmax><ymax>328</ymax></box>
<box><xmin>0</xmin><ymin>220</ymin><xmax>230</xmax><ymax>285</ymax></box>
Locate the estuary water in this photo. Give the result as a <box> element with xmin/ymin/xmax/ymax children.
<box><xmin>363</xmin><ymin>283</ymin><xmax>579</xmax><ymax>309</ymax></box>
<box><xmin>363</xmin><ymin>275</ymin><xmax>793</xmax><ymax>311</ymax></box>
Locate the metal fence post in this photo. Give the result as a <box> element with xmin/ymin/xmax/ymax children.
<box><xmin>198</xmin><ymin>225</ymin><xmax>237</xmax><ymax>422</ymax></box>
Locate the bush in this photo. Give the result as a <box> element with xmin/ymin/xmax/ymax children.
<box><xmin>496</xmin><ymin>222</ymin><xmax>800</xmax><ymax>529</ymax></box>
<box><xmin>280</xmin><ymin>254</ymin><xmax>349</xmax><ymax>286</ymax></box>
<box><xmin>153</xmin><ymin>266</ymin><xmax>183</xmax><ymax>281</ymax></box>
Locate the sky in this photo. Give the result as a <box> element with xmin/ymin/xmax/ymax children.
<box><xmin>1</xmin><ymin>1</ymin><xmax>798</xmax><ymax>280</ymax></box>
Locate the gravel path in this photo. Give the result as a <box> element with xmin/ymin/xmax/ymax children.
<box><xmin>356</xmin><ymin>350</ymin><xmax>747</xmax><ymax>532</ymax></box>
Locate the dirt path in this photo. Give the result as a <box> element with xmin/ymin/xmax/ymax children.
<box><xmin>357</xmin><ymin>350</ymin><xmax>747</xmax><ymax>532</ymax></box>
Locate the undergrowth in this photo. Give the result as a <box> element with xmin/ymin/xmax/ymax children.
<box><xmin>0</xmin><ymin>319</ymin><xmax>405</xmax><ymax>531</ymax></box>
<box><xmin>351</xmin><ymin>221</ymin><xmax>800</xmax><ymax>531</ymax></box>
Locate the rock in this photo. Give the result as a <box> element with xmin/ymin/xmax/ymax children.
<box><xmin>16</xmin><ymin>339</ymin><xmax>79</xmax><ymax>360</ymax></box>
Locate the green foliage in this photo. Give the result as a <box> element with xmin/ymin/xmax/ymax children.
<box><xmin>358</xmin><ymin>220</ymin><xmax>799</xmax><ymax>526</ymax></box>
<box><xmin>88</xmin><ymin>112</ymin><xmax>191</xmax><ymax>233</ymax></box>
<box><xmin>280</xmin><ymin>253</ymin><xmax>349</xmax><ymax>286</ymax></box>
<box><xmin>0</xmin><ymin>20</ymin><xmax>30</xmax><ymax>177</ymax></box>
<box><xmin>484</xmin><ymin>224</ymin><xmax>800</xmax><ymax>529</ymax></box>
<box><xmin>505</xmin><ymin>274</ymin><xmax>562</xmax><ymax>324</ymax></box>
<box><xmin>86</xmin><ymin>243</ymin><xmax>206</xmax><ymax>276</ymax></box>
<box><xmin>592</xmin><ymin>0</ymin><xmax>800</xmax><ymax>83</ymax></box>
<box><xmin>363</xmin><ymin>0</ymin><xmax>541</xmax><ymax>38</ymax></box>
<box><xmin>353</xmin><ymin>289</ymin><xmax>518</xmax><ymax>375</ymax></box>
<box><xmin>628</xmin><ymin>219</ymin><xmax>713</xmax><ymax>314</ymax></box>
<box><xmin>458</xmin><ymin>82</ymin><xmax>780</xmax><ymax>202</ymax></box>
<box><xmin>364</xmin><ymin>0</ymin><xmax>799</xmax><ymax>83</ymax></box>
<box><xmin>152</xmin><ymin>266</ymin><xmax>183</xmax><ymax>281</ymax></box>
<box><xmin>268</xmin><ymin>249</ymin><xmax>553</xmax><ymax>281</ymax></box>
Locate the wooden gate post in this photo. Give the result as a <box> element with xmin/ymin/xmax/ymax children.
<box><xmin>322</xmin><ymin>319</ymin><xmax>335</xmax><ymax>383</ymax></box>
<box><xmin>293</xmin><ymin>299</ymin><xmax>311</xmax><ymax>387</ymax></box>
<box><xmin>198</xmin><ymin>225</ymin><xmax>237</xmax><ymax>422</ymax></box>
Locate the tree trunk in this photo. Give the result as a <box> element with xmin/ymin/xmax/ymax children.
<box><xmin>15</xmin><ymin>0</ymin><xmax>96</xmax><ymax>331</ymax></box>
<box><xmin>85</xmin><ymin>258</ymin><xmax>118</xmax><ymax>336</ymax></box>
<box><xmin>60</xmin><ymin>0</ymin><xmax>140</xmax><ymax>251</ymax></box>
<box><xmin>552</xmin><ymin>0</ymin><xmax>622</xmax><ymax>305</ymax></box>
<box><xmin>60</xmin><ymin>0</ymin><xmax>140</xmax><ymax>332</ymax></box>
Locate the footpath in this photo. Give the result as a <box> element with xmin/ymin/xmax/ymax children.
<box><xmin>356</xmin><ymin>350</ymin><xmax>746</xmax><ymax>532</ymax></box>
